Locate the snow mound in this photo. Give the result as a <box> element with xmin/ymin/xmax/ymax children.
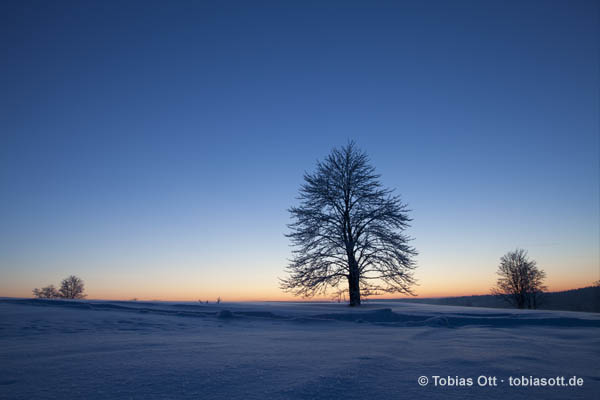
<box><xmin>217</xmin><ymin>310</ymin><xmax>234</xmax><ymax>319</ymax></box>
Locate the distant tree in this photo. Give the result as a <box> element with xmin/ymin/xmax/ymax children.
<box><xmin>492</xmin><ymin>249</ymin><xmax>546</xmax><ymax>309</ymax></box>
<box><xmin>58</xmin><ymin>275</ymin><xmax>86</xmax><ymax>299</ymax></box>
<box><xmin>32</xmin><ymin>285</ymin><xmax>60</xmax><ymax>299</ymax></box>
<box><xmin>281</xmin><ymin>142</ymin><xmax>417</xmax><ymax>306</ymax></box>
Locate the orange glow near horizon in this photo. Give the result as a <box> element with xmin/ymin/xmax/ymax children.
<box><xmin>3</xmin><ymin>251</ymin><xmax>597</xmax><ymax>302</ymax></box>
<box><xmin>3</xmin><ymin>274</ymin><xmax>596</xmax><ymax>302</ymax></box>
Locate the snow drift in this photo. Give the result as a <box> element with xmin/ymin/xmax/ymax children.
<box><xmin>1</xmin><ymin>299</ymin><xmax>598</xmax><ymax>399</ymax></box>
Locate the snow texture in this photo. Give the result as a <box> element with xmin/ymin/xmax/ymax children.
<box><xmin>0</xmin><ymin>298</ymin><xmax>598</xmax><ymax>399</ymax></box>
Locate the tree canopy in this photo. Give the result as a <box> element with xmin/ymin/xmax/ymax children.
<box><xmin>282</xmin><ymin>142</ymin><xmax>417</xmax><ymax>306</ymax></box>
<box><xmin>492</xmin><ymin>249</ymin><xmax>546</xmax><ymax>309</ymax></box>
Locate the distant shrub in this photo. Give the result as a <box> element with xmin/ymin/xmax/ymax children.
<box><xmin>32</xmin><ymin>285</ymin><xmax>60</xmax><ymax>299</ymax></box>
<box><xmin>33</xmin><ymin>275</ymin><xmax>86</xmax><ymax>300</ymax></box>
<box><xmin>59</xmin><ymin>275</ymin><xmax>86</xmax><ymax>299</ymax></box>
<box><xmin>491</xmin><ymin>249</ymin><xmax>546</xmax><ymax>309</ymax></box>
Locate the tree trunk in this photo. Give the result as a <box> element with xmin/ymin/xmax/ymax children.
<box><xmin>517</xmin><ymin>294</ymin><xmax>525</xmax><ymax>309</ymax></box>
<box><xmin>348</xmin><ymin>271</ymin><xmax>361</xmax><ymax>306</ymax></box>
<box><xmin>346</xmin><ymin>242</ymin><xmax>361</xmax><ymax>306</ymax></box>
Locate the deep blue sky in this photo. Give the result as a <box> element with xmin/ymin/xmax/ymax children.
<box><xmin>1</xmin><ymin>0</ymin><xmax>598</xmax><ymax>300</ymax></box>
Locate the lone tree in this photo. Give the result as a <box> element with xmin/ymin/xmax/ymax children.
<box><xmin>58</xmin><ymin>275</ymin><xmax>86</xmax><ymax>299</ymax></box>
<box><xmin>492</xmin><ymin>249</ymin><xmax>546</xmax><ymax>309</ymax></box>
<box><xmin>281</xmin><ymin>142</ymin><xmax>417</xmax><ymax>306</ymax></box>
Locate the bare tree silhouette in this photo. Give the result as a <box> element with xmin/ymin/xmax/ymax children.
<box><xmin>492</xmin><ymin>249</ymin><xmax>546</xmax><ymax>309</ymax></box>
<box><xmin>59</xmin><ymin>275</ymin><xmax>86</xmax><ymax>299</ymax></box>
<box><xmin>281</xmin><ymin>142</ymin><xmax>417</xmax><ymax>306</ymax></box>
<box><xmin>32</xmin><ymin>285</ymin><xmax>60</xmax><ymax>299</ymax></box>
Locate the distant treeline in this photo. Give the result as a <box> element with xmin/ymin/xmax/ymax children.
<box><xmin>392</xmin><ymin>286</ymin><xmax>600</xmax><ymax>313</ymax></box>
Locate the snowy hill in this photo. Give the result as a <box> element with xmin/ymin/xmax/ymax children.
<box><xmin>395</xmin><ymin>286</ymin><xmax>600</xmax><ymax>313</ymax></box>
<box><xmin>1</xmin><ymin>299</ymin><xmax>598</xmax><ymax>399</ymax></box>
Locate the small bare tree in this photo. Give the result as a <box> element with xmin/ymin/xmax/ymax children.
<box><xmin>281</xmin><ymin>142</ymin><xmax>417</xmax><ymax>306</ymax></box>
<box><xmin>492</xmin><ymin>249</ymin><xmax>546</xmax><ymax>309</ymax></box>
<box><xmin>59</xmin><ymin>275</ymin><xmax>86</xmax><ymax>299</ymax></box>
<box><xmin>32</xmin><ymin>285</ymin><xmax>60</xmax><ymax>299</ymax></box>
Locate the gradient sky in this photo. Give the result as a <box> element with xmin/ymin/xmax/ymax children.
<box><xmin>1</xmin><ymin>0</ymin><xmax>598</xmax><ymax>301</ymax></box>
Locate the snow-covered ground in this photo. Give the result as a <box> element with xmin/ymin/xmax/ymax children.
<box><xmin>1</xmin><ymin>299</ymin><xmax>598</xmax><ymax>399</ymax></box>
